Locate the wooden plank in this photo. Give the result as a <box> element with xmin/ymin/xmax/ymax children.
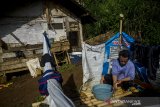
<box><xmin>50</xmin><ymin>40</ymin><xmax>70</xmax><ymax>52</ymax></box>
<box><xmin>2</xmin><ymin>50</ymin><xmax>34</xmax><ymax>59</ymax></box>
<box><xmin>66</xmin><ymin>51</ymin><xmax>71</xmax><ymax>64</ymax></box>
<box><xmin>2</xmin><ymin>49</ymin><xmax>41</xmax><ymax>60</ymax></box>
<box><xmin>23</xmin><ymin>50</ymin><xmax>34</xmax><ymax>56</ymax></box>
<box><xmin>3</xmin><ymin>44</ymin><xmax>42</xmax><ymax>52</ymax></box>
<box><xmin>1</xmin><ymin>62</ymin><xmax>27</xmax><ymax>71</ymax></box>
<box><xmin>0</xmin><ymin>47</ymin><xmax>2</xmax><ymax>53</ymax></box>
<box><xmin>113</xmin><ymin>91</ymin><xmax>132</xmax><ymax>99</ymax></box>
<box><xmin>53</xmin><ymin>53</ymin><xmax>58</xmax><ymax>66</ymax></box>
<box><xmin>23</xmin><ymin>54</ymin><xmax>42</xmax><ymax>59</ymax></box>
<box><xmin>97</xmin><ymin>102</ymin><xmax>110</xmax><ymax>107</ymax></box>
<box><xmin>2</xmin><ymin>53</ymin><xmax>42</xmax><ymax>61</ymax></box>
<box><xmin>90</xmin><ymin>99</ymin><xmax>98</xmax><ymax>102</ymax></box>
<box><xmin>83</xmin><ymin>100</ymin><xmax>91</xmax><ymax>104</ymax></box>
<box><xmin>0</xmin><ymin>67</ymin><xmax>28</xmax><ymax>75</ymax></box>
<box><xmin>35</xmin><ymin>49</ymin><xmax>43</xmax><ymax>54</ymax></box>
<box><xmin>1</xmin><ymin>58</ymin><xmax>28</xmax><ymax>66</ymax></box>
<box><xmin>2</xmin><ymin>52</ymin><xmax>16</xmax><ymax>59</ymax></box>
<box><xmin>92</xmin><ymin>100</ymin><xmax>104</xmax><ymax>105</ymax></box>
<box><xmin>0</xmin><ymin>47</ymin><xmax>3</xmax><ymax>63</ymax></box>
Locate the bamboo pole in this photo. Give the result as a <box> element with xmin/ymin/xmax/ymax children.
<box><xmin>119</xmin><ymin>14</ymin><xmax>124</xmax><ymax>50</ymax></box>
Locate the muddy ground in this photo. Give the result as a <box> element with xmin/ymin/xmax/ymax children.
<box><xmin>0</xmin><ymin>64</ymin><xmax>83</xmax><ymax>107</ymax></box>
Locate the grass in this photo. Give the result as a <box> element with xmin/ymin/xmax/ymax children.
<box><xmin>58</xmin><ymin>64</ymin><xmax>76</xmax><ymax>72</ymax></box>
<box><xmin>35</xmin><ymin>96</ymin><xmax>46</xmax><ymax>102</ymax></box>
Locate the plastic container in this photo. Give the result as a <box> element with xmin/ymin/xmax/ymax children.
<box><xmin>69</xmin><ymin>52</ymin><xmax>82</xmax><ymax>64</ymax></box>
<box><xmin>92</xmin><ymin>84</ymin><xmax>113</xmax><ymax>101</ymax></box>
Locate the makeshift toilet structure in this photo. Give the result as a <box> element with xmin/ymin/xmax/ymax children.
<box><xmin>82</xmin><ymin>32</ymin><xmax>135</xmax><ymax>88</ymax></box>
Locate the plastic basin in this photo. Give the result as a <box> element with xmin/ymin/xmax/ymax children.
<box><xmin>92</xmin><ymin>84</ymin><xmax>113</xmax><ymax>101</ymax></box>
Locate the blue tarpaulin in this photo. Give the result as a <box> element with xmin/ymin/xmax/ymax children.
<box><xmin>102</xmin><ymin>32</ymin><xmax>135</xmax><ymax>75</ymax></box>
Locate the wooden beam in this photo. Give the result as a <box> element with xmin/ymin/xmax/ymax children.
<box><xmin>66</xmin><ymin>51</ymin><xmax>71</xmax><ymax>64</ymax></box>
<box><xmin>1</xmin><ymin>58</ymin><xmax>28</xmax><ymax>66</ymax></box>
<box><xmin>1</xmin><ymin>62</ymin><xmax>27</xmax><ymax>71</ymax></box>
<box><xmin>0</xmin><ymin>47</ymin><xmax>3</xmax><ymax>63</ymax></box>
<box><xmin>79</xmin><ymin>21</ymin><xmax>83</xmax><ymax>44</ymax></box>
<box><xmin>0</xmin><ymin>67</ymin><xmax>28</xmax><ymax>76</ymax></box>
<box><xmin>53</xmin><ymin>53</ymin><xmax>59</xmax><ymax>67</ymax></box>
<box><xmin>65</xmin><ymin>16</ymin><xmax>70</xmax><ymax>36</ymax></box>
<box><xmin>3</xmin><ymin>44</ymin><xmax>42</xmax><ymax>52</ymax></box>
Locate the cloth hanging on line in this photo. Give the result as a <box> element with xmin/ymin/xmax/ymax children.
<box><xmin>38</xmin><ymin>31</ymin><xmax>74</xmax><ymax>107</ymax></box>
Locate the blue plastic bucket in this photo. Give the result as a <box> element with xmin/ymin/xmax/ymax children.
<box><xmin>92</xmin><ymin>84</ymin><xmax>113</xmax><ymax>101</ymax></box>
<box><xmin>69</xmin><ymin>52</ymin><xmax>82</xmax><ymax>64</ymax></box>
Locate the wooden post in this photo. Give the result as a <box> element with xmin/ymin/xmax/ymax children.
<box><xmin>0</xmin><ymin>45</ymin><xmax>3</xmax><ymax>63</ymax></box>
<box><xmin>65</xmin><ymin>16</ymin><xmax>70</xmax><ymax>36</ymax></box>
<box><xmin>0</xmin><ymin>41</ymin><xmax>5</xmax><ymax>82</ymax></box>
<box><xmin>44</xmin><ymin>0</ymin><xmax>51</xmax><ymax>33</ymax></box>
<box><xmin>66</xmin><ymin>51</ymin><xmax>71</xmax><ymax>64</ymax></box>
<box><xmin>53</xmin><ymin>53</ymin><xmax>58</xmax><ymax>67</ymax></box>
<box><xmin>79</xmin><ymin>21</ymin><xmax>83</xmax><ymax>45</ymax></box>
<box><xmin>45</xmin><ymin>0</ymin><xmax>51</xmax><ymax>25</ymax></box>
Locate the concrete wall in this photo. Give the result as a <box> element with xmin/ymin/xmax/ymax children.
<box><xmin>0</xmin><ymin>1</ymin><xmax>80</xmax><ymax>45</ymax></box>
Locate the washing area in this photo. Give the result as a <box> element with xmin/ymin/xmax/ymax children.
<box><xmin>92</xmin><ymin>84</ymin><xmax>113</xmax><ymax>101</ymax></box>
<box><xmin>77</xmin><ymin>82</ymin><xmax>140</xmax><ymax>107</ymax></box>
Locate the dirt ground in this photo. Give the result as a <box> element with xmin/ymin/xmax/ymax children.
<box><xmin>1</xmin><ymin>63</ymin><xmax>160</xmax><ymax>107</ymax></box>
<box><xmin>0</xmin><ymin>64</ymin><xmax>83</xmax><ymax>107</ymax></box>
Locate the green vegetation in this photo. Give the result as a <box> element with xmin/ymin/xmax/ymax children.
<box><xmin>58</xmin><ymin>64</ymin><xmax>76</xmax><ymax>72</ymax></box>
<box><xmin>82</xmin><ymin>0</ymin><xmax>160</xmax><ymax>45</ymax></box>
<box><xmin>35</xmin><ymin>96</ymin><xmax>45</xmax><ymax>102</ymax></box>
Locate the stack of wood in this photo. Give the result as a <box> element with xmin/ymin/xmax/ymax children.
<box><xmin>50</xmin><ymin>40</ymin><xmax>70</xmax><ymax>53</ymax></box>
<box><xmin>50</xmin><ymin>40</ymin><xmax>71</xmax><ymax>66</ymax></box>
<box><xmin>0</xmin><ymin>43</ymin><xmax>43</xmax><ymax>77</ymax></box>
<box><xmin>0</xmin><ymin>39</ymin><xmax>71</xmax><ymax>77</ymax></box>
<box><xmin>32</xmin><ymin>86</ymin><xmax>139</xmax><ymax>107</ymax></box>
<box><xmin>72</xmin><ymin>86</ymin><xmax>139</xmax><ymax>107</ymax></box>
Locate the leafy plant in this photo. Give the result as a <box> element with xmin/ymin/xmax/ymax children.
<box><xmin>35</xmin><ymin>96</ymin><xmax>45</xmax><ymax>102</ymax></box>
<box><xmin>58</xmin><ymin>64</ymin><xmax>76</xmax><ymax>72</ymax></box>
<box><xmin>82</xmin><ymin>0</ymin><xmax>160</xmax><ymax>45</ymax></box>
